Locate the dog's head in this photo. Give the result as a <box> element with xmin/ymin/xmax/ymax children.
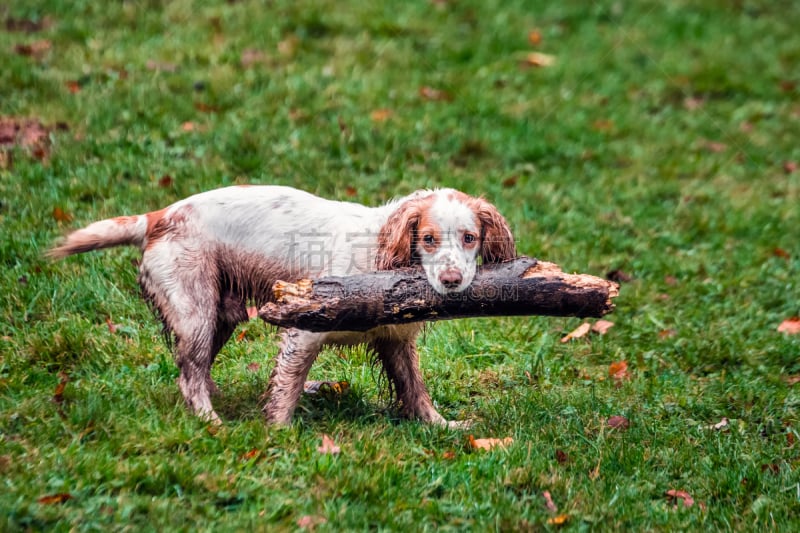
<box><xmin>376</xmin><ymin>189</ymin><xmax>516</xmax><ymax>294</ymax></box>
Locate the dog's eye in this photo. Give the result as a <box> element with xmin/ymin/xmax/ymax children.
<box><xmin>423</xmin><ymin>234</ymin><xmax>435</xmax><ymax>245</ymax></box>
<box><xmin>463</xmin><ymin>233</ymin><xmax>476</xmax><ymax>244</ymax></box>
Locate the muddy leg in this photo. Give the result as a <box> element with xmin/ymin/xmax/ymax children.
<box><xmin>263</xmin><ymin>328</ymin><xmax>323</xmax><ymax>425</ymax></box>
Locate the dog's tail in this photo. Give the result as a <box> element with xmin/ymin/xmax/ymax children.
<box><xmin>47</xmin><ymin>213</ymin><xmax>152</xmax><ymax>260</ymax></box>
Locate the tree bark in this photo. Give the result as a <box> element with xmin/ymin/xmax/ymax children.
<box><xmin>258</xmin><ymin>257</ymin><xmax>618</xmax><ymax>332</ymax></box>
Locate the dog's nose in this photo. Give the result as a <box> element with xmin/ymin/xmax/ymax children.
<box><xmin>439</xmin><ymin>269</ymin><xmax>463</xmax><ymax>289</ymax></box>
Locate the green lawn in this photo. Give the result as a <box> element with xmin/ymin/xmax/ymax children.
<box><xmin>2</xmin><ymin>0</ymin><xmax>799</xmax><ymax>530</ymax></box>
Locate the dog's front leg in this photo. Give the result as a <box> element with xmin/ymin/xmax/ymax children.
<box><xmin>263</xmin><ymin>328</ymin><xmax>323</xmax><ymax>425</ymax></box>
<box><xmin>370</xmin><ymin>338</ymin><xmax>467</xmax><ymax>429</ymax></box>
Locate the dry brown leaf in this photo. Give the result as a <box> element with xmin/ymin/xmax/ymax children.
<box><xmin>158</xmin><ymin>175</ymin><xmax>173</xmax><ymax>188</ymax></box>
<box><xmin>592</xmin><ymin>119</ymin><xmax>614</xmax><ymax>132</ymax></box>
<box><xmin>658</xmin><ymin>328</ymin><xmax>677</xmax><ymax>340</ymax></box>
<box><xmin>468</xmin><ymin>435</ymin><xmax>513</xmax><ymax>451</ymax></box>
<box><xmin>194</xmin><ymin>102</ymin><xmax>220</xmax><ymax>113</ymax></box>
<box><xmin>297</xmin><ymin>515</ymin><xmax>327</xmax><ymax>530</ymax></box>
<box><xmin>181</xmin><ymin>121</ymin><xmax>198</xmax><ymax>132</ymax></box>
<box><xmin>52</xmin><ymin>206</ymin><xmax>72</xmax><ymax>223</ymax></box>
<box><xmin>317</xmin><ymin>434</ymin><xmax>341</xmax><ymax>455</ymax></box>
<box><xmin>105</xmin><ymin>317</ymin><xmax>120</xmax><ymax>334</ymax></box>
<box><xmin>778</xmin><ymin>317</ymin><xmax>800</xmax><ymax>335</ymax></box>
<box><xmin>442</xmin><ymin>450</ymin><xmax>456</xmax><ymax>460</ymax></box>
<box><xmin>555</xmin><ymin>449</ymin><xmax>568</xmax><ymax>464</ymax></box>
<box><xmin>772</xmin><ymin>248</ymin><xmax>791</xmax><ymax>260</ymax></box>
<box><xmin>702</xmin><ymin>140</ymin><xmax>727</xmax><ymax>153</ymax></box>
<box><xmin>419</xmin><ymin>86</ymin><xmax>453</xmax><ymax>102</ymax></box>
<box><xmin>240</xmin><ymin>48</ymin><xmax>266</xmax><ymax>68</ymax></box>
<box><xmin>784</xmin><ymin>161</ymin><xmax>798</xmax><ymax>174</ymax></box>
<box><xmin>547</xmin><ymin>514</ymin><xmax>569</xmax><ymax>526</ymax></box>
<box><xmin>501</xmin><ymin>175</ymin><xmax>518</xmax><ymax>188</ymax></box>
<box><xmin>608</xmin><ymin>360</ymin><xmax>629</xmax><ymax>382</ymax></box>
<box><xmin>14</xmin><ymin>39</ymin><xmax>51</xmax><ymax>59</ymax></box>
<box><xmin>591</xmin><ymin>320</ymin><xmax>614</xmax><ymax>335</ymax></box>
<box><xmin>277</xmin><ymin>35</ymin><xmax>299</xmax><ymax>57</ymax></box>
<box><xmin>65</xmin><ymin>81</ymin><xmax>81</xmax><ymax>94</ymax></box>
<box><xmin>370</xmin><ymin>109</ymin><xmax>393</xmax><ymax>122</ymax></box>
<box><xmin>606</xmin><ymin>269</ymin><xmax>633</xmax><ymax>283</ymax></box>
<box><xmin>304</xmin><ymin>380</ymin><xmax>350</xmax><ymax>396</ymax></box>
<box><xmin>521</xmin><ymin>52</ymin><xmax>556</xmax><ymax>68</ymax></box>
<box><xmin>52</xmin><ymin>372</ymin><xmax>68</xmax><ymax>404</ymax></box>
<box><xmin>709</xmin><ymin>417</ymin><xmax>729</xmax><ymax>430</ymax></box>
<box><xmin>344</xmin><ymin>186</ymin><xmax>358</xmax><ymax>197</ymax></box>
<box><xmin>527</xmin><ymin>29</ymin><xmax>542</xmax><ymax>46</ymax></box>
<box><xmin>246</xmin><ymin>362</ymin><xmax>261</xmax><ymax>372</ymax></box>
<box><xmin>560</xmin><ymin>322</ymin><xmax>590</xmax><ymax>343</ymax></box>
<box><xmin>37</xmin><ymin>493</ymin><xmax>72</xmax><ymax>505</ymax></box>
<box><xmin>665</xmin><ymin>489</ymin><xmax>695</xmax><ymax>509</ymax></box>
<box><xmin>542</xmin><ymin>490</ymin><xmax>558</xmax><ymax>512</ymax></box>
<box><xmin>235</xmin><ymin>329</ymin><xmax>247</xmax><ymax>342</ymax></box>
<box><xmin>782</xmin><ymin>375</ymin><xmax>800</xmax><ymax>386</ymax></box>
<box><xmin>240</xmin><ymin>448</ymin><xmax>261</xmax><ymax>462</ymax></box>
<box><xmin>6</xmin><ymin>16</ymin><xmax>53</xmax><ymax>33</ymax></box>
<box><xmin>607</xmin><ymin>415</ymin><xmax>630</xmax><ymax>430</ymax></box>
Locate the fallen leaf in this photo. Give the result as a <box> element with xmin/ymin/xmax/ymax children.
<box><xmin>592</xmin><ymin>119</ymin><xmax>614</xmax><ymax>132</ymax></box>
<box><xmin>277</xmin><ymin>35</ymin><xmax>299</xmax><ymax>57</ymax></box>
<box><xmin>784</xmin><ymin>161</ymin><xmax>798</xmax><ymax>174</ymax></box>
<box><xmin>683</xmin><ymin>96</ymin><xmax>705</xmax><ymax>111</ymax></box>
<box><xmin>240</xmin><ymin>448</ymin><xmax>261</xmax><ymax>462</ymax></box>
<box><xmin>304</xmin><ymin>380</ymin><xmax>350</xmax><ymax>396</ymax></box>
<box><xmin>606</xmin><ymin>269</ymin><xmax>633</xmax><ymax>282</ymax></box>
<box><xmin>542</xmin><ymin>490</ymin><xmax>558</xmax><ymax>512</ymax></box>
<box><xmin>52</xmin><ymin>372</ymin><xmax>69</xmax><ymax>404</ymax></box>
<box><xmin>702</xmin><ymin>140</ymin><xmax>727</xmax><ymax>153</ymax></box>
<box><xmin>787</xmin><ymin>431</ymin><xmax>796</xmax><ymax>447</ymax></box>
<box><xmin>317</xmin><ymin>434</ymin><xmax>341</xmax><ymax>455</ymax></box>
<box><xmin>658</xmin><ymin>329</ymin><xmax>677</xmax><ymax>340</ymax></box>
<box><xmin>442</xmin><ymin>450</ymin><xmax>456</xmax><ymax>460</ymax></box>
<box><xmin>782</xmin><ymin>375</ymin><xmax>800</xmax><ymax>386</ymax></box>
<box><xmin>761</xmin><ymin>463</ymin><xmax>780</xmax><ymax>474</ymax></box>
<box><xmin>608</xmin><ymin>360</ymin><xmax>629</xmax><ymax>382</ymax></box>
<box><xmin>709</xmin><ymin>417</ymin><xmax>729</xmax><ymax>430</ymax></box>
<box><xmin>344</xmin><ymin>186</ymin><xmax>358</xmax><ymax>197</ymax></box>
<box><xmin>5</xmin><ymin>16</ymin><xmax>53</xmax><ymax>33</ymax></box>
<box><xmin>501</xmin><ymin>175</ymin><xmax>518</xmax><ymax>188</ymax></box>
<box><xmin>105</xmin><ymin>317</ymin><xmax>119</xmax><ymax>334</ymax></box>
<box><xmin>65</xmin><ymin>81</ymin><xmax>81</xmax><ymax>94</ymax></box>
<box><xmin>181</xmin><ymin>121</ymin><xmax>197</xmax><ymax>132</ymax></box>
<box><xmin>780</xmin><ymin>80</ymin><xmax>797</xmax><ymax>93</ymax></box>
<box><xmin>37</xmin><ymin>493</ymin><xmax>72</xmax><ymax>505</ymax></box>
<box><xmin>521</xmin><ymin>51</ymin><xmax>556</xmax><ymax>68</ymax></box>
<box><xmin>778</xmin><ymin>317</ymin><xmax>800</xmax><ymax>335</ymax></box>
<box><xmin>468</xmin><ymin>435</ymin><xmax>513</xmax><ymax>451</ymax></box>
<box><xmin>527</xmin><ymin>29</ymin><xmax>542</xmax><ymax>46</ymax></box>
<box><xmin>297</xmin><ymin>515</ymin><xmax>327</xmax><ymax>530</ymax></box>
<box><xmin>246</xmin><ymin>362</ymin><xmax>261</xmax><ymax>372</ymax></box>
<box><xmin>194</xmin><ymin>102</ymin><xmax>220</xmax><ymax>113</ymax></box>
<box><xmin>51</xmin><ymin>206</ymin><xmax>72</xmax><ymax>223</ymax></box>
<box><xmin>547</xmin><ymin>514</ymin><xmax>569</xmax><ymax>526</ymax></box>
<box><xmin>419</xmin><ymin>86</ymin><xmax>453</xmax><ymax>102</ymax></box>
<box><xmin>664</xmin><ymin>275</ymin><xmax>678</xmax><ymax>286</ymax></box>
<box><xmin>665</xmin><ymin>489</ymin><xmax>695</xmax><ymax>509</ymax></box>
<box><xmin>772</xmin><ymin>248</ymin><xmax>791</xmax><ymax>260</ymax></box>
<box><xmin>235</xmin><ymin>329</ymin><xmax>247</xmax><ymax>342</ymax></box>
<box><xmin>555</xmin><ymin>449</ymin><xmax>569</xmax><ymax>464</ymax></box>
<box><xmin>591</xmin><ymin>320</ymin><xmax>615</xmax><ymax>335</ymax></box>
<box><xmin>240</xmin><ymin>48</ymin><xmax>266</xmax><ymax>68</ymax></box>
<box><xmin>607</xmin><ymin>415</ymin><xmax>630</xmax><ymax>430</ymax></box>
<box><xmin>560</xmin><ymin>322</ymin><xmax>590</xmax><ymax>343</ymax></box>
<box><xmin>14</xmin><ymin>39</ymin><xmax>51</xmax><ymax>59</ymax></box>
<box><xmin>158</xmin><ymin>175</ymin><xmax>173</xmax><ymax>188</ymax></box>
<box><xmin>370</xmin><ymin>109</ymin><xmax>393</xmax><ymax>122</ymax></box>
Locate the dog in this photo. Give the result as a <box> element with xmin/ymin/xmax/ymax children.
<box><xmin>49</xmin><ymin>185</ymin><xmax>516</xmax><ymax>427</ymax></box>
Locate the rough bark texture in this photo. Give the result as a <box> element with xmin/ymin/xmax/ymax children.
<box><xmin>258</xmin><ymin>257</ymin><xmax>618</xmax><ymax>332</ymax></box>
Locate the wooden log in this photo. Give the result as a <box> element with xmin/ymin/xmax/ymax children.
<box><xmin>257</xmin><ymin>257</ymin><xmax>618</xmax><ymax>332</ymax></box>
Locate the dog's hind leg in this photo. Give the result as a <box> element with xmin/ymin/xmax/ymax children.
<box><xmin>263</xmin><ymin>328</ymin><xmax>323</xmax><ymax>425</ymax></box>
<box><xmin>139</xmin><ymin>247</ymin><xmax>226</xmax><ymax>423</ymax></box>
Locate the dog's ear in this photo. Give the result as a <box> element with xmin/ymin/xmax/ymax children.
<box><xmin>474</xmin><ymin>199</ymin><xmax>516</xmax><ymax>263</ymax></box>
<box><xmin>376</xmin><ymin>199</ymin><xmax>423</xmax><ymax>270</ymax></box>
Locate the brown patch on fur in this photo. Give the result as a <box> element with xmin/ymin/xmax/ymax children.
<box><xmin>375</xmin><ymin>195</ymin><xmax>436</xmax><ymax>269</ymax></box>
<box><xmin>112</xmin><ymin>215</ymin><xmax>138</xmax><ymax>226</ymax></box>
<box><xmin>470</xmin><ymin>198</ymin><xmax>516</xmax><ymax>263</ymax></box>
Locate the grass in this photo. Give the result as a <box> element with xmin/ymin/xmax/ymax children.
<box><xmin>1</xmin><ymin>0</ymin><xmax>799</xmax><ymax>529</ymax></box>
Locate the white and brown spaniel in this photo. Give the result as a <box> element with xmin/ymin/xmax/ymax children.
<box><xmin>50</xmin><ymin>185</ymin><xmax>516</xmax><ymax>427</ymax></box>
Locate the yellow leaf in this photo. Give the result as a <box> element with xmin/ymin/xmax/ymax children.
<box><xmin>468</xmin><ymin>435</ymin><xmax>513</xmax><ymax>450</ymax></box>
<box><xmin>547</xmin><ymin>514</ymin><xmax>569</xmax><ymax>525</ymax></box>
